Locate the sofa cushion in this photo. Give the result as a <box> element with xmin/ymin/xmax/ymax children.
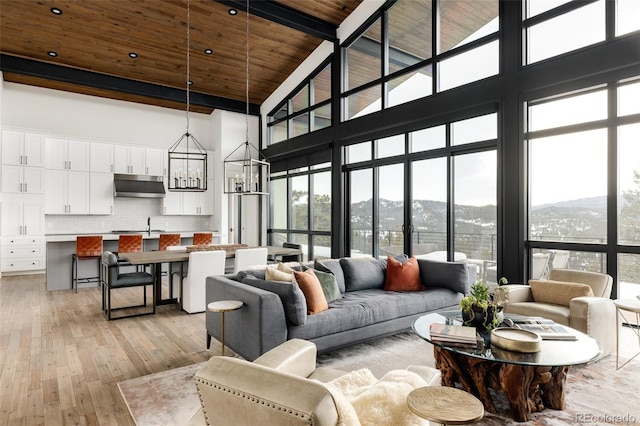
<box><xmin>241</xmin><ymin>275</ymin><xmax>307</xmax><ymax>325</ymax></box>
<box><xmin>303</xmin><ymin>266</ymin><xmax>342</xmax><ymax>303</ymax></box>
<box><xmin>339</xmin><ymin>258</ymin><xmax>386</xmax><ymax>291</ymax></box>
<box><xmin>287</xmin><ymin>288</ymin><xmax>462</xmax><ymax>341</ymax></box>
<box><xmin>384</xmin><ymin>256</ymin><xmax>425</xmax><ymax>292</ymax></box>
<box><xmin>416</xmin><ymin>258</ymin><xmax>469</xmax><ymax>294</ymax></box>
<box><xmin>314</xmin><ymin>259</ymin><xmax>346</xmax><ymax>294</ymax></box>
<box><xmin>529</xmin><ymin>280</ymin><xmax>594</xmax><ymax>307</ymax></box>
<box><xmin>237</xmin><ymin>269</ymin><xmax>266</xmax><ymax>280</ymax></box>
<box><xmin>294</xmin><ymin>269</ymin><xmax>329</xmax><ymax>315</ymax></box>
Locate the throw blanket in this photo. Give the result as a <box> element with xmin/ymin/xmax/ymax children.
<box><xmin>322</xmin><ymin>368</ymin><xmax>431</xmax><ymax>426</ymax></box>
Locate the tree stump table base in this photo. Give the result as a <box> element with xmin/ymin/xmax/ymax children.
<box><xmin>434</xmin><ymin>346</ymin><xmax>568</xmax><ymax>422</ymax></box>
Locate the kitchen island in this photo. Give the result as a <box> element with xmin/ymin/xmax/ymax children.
<box><xmin>45</xmin><ymin>231</ymin><xmax>221</xmax><ymax>291</ymax></box>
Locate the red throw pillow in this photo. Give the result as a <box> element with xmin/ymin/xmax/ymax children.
<box><xmin>384</xmin><ymin>256</ymin><xmax>425</xmax><ymax>291</ymax></box>
<box><xmin>294</xmin><ymin>269</ymin><xmax>329</xmax><ymax>314</ymax></box>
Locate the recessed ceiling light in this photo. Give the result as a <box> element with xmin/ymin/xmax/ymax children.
<box><xmin>204</xmin><ymin>49</ymin><xmax>213</xmax><ymax>55</ymax></box>
<box><xmin>48</xmin><ymin>51</ymin><xmax>58</xmax><ymax>57</ymax></box>
<box><xmin>228</xmin><ymin>8</ymin><xmax>237</xmax><ymax>15</ymax></box>
<box><xmin>51</xmin><ymin>7</ymin><xmax>62</xmax><ymax>15</ymax></box>
<box><xmin>129</xmin><ymin>52</ymin><xmax>138</xmax><ymax>58</ymax></box>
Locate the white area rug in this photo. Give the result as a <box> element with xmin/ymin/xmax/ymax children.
<box><xmin>119</xmin><ymin>332</ymin><xmax>640</xmax><ymax>425</ymax></box>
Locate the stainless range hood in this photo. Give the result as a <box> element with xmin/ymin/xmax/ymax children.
<box><xmin>113</xmin><ymin>174</ymin><xmax>165</xmax><ymax>198</ymax></box>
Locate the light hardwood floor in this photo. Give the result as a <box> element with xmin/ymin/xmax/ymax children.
<box><xmin>2</xmin><ymin>274</ymin><xmax>638</xmax><ymax>425</ymax></box>
<box><xmin>0</xmin><ymin>273</ymin><xmax>214</xmax><ymax>425</ymax></box>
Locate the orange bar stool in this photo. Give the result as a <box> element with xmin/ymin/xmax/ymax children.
<box><xmin>158</xmin><ymin>233</ymin><xmax>182</xmax><ymax>299</ymax></box>
<box><xmin>118</xmin><ymin>234</ymin><xmax>143</xmax><ymax>254</ymax></box>
<box><xmin>71</xmin><ymin>235</ymin><xmax>103</xmax><ymax>293</ymax></box>
<box><xmin>117</xmin><ymin>234</ymin><xmax>144</xmax><ymax>271</ymax></box>
<box><xmin>159</xmin><ymin>233</ymin><xmax>181</xmax><ymax>251</ymax></box>
<box><xmin>193</xmin><ymin>232</ymin><xmax>213</xmax><ymax>246</ymax></box>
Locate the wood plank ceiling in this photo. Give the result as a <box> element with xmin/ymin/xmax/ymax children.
<box><xmin>0</xmin><ymin>0</ymin><xmax>361</xmax><ymax>115</ymax></box>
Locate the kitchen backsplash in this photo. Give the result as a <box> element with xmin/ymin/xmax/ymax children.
<box><xmin>45</xmin><ymin>197</ymin><xmax>211</xmax><ymax>234</ymax></box>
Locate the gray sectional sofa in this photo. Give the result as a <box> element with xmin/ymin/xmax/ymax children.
<box><xmin>205</xmin><ymin>256</ymin><xmax>476</xmax><ymax>361</ymax></box>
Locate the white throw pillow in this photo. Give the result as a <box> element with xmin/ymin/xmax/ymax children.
<box><xmin>265</xmin><ymin>265</ymin><xmax>294</xmax><ymax>282</ymax></box>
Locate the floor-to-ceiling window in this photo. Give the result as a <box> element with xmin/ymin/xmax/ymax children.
<box><xmin>523</xmin><ymin>0</ymin><xmax>640</xmax><ymax>296</ymax></box>
<box><xmin>263</xmin><ymin>0</ymin><xmax>640</xmax><ymax>294</ymax></box>
<box><xmin>344</xmin><ymin>110</ymin><xmax>498</xmax><ymax>274</ymax></box>
<box><xmin>268</xmin><ymin>162</ymin><xmax>332</xmax><ymax>260</ymax></box>
<box><xmin>342</xmin><ymin>0</ymin><xmax>499</xmax><ymax>121</ymax></box>
<box><xmin>526</xmin><ymin>78</ymin><xmax>640</xmax><ymax>297</ymax></box>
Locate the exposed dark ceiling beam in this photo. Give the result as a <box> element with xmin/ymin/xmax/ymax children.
<box><xmin>0</xmin><ymin>54</ymin><xmax>261</xmax><ymax>115</ymax></box>
<box><xmin>214</xmin><ymin>0</ymin><xmax>337</xmax><ymax>41</ymax></box>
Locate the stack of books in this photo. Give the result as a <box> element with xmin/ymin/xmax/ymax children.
<box><xmin>429</xmin><ymin>323</ymin><xmax>478</xmax><ymax>347</ymax></box>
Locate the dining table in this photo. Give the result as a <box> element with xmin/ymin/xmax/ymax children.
<box><xmin>119</xmin><ymin>245</ymin><xmax>303</xmax><ymax>307</ymax></box>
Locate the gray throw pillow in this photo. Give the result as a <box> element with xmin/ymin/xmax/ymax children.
<box><xmin>241</xmin><ymin>275</ymin><xmax>307</xmax><ymax>325</ymax></box>
<box><xmin>339</xmin><ymin>258</ymin><xmax>387</xmax><ymax>291</ymax></box>
<box><xmin>314</xmin><ymin>259</ymin><xmax>346</xmax><ymax>294</ymax></box>
<box><xmin>302</xmin><ymin>265</ymin><xmax>342</xmax><ymax>303</ymax></box>
<box><xmin>416</xmin><ymin>258</ymin><xmax>469</xmax><ymax>294</ymax></box>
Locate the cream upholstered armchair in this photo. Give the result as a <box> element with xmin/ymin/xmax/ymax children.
<box><xmin>501</xmin><ymin>269</ymin><xmax>617</xmax><ymax>355</ymax></box>
<box><xmin>188</xmin><ymin>339</ymin><xmax>440</xmax><ymax>426</ymax></box>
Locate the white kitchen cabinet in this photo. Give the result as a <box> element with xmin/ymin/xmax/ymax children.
<box><xmin>44</xmin><ymin>170</ymin><xmax>90</xmax><ymax>214</ymax></box>
<box><xmin>162</xmin><ymin>177</ymin><xmax>213</xmax><ymax>216</ymax></box>
<box><xmin>89</xmin><ymin>172</ymin><xmax>114</xmax><ymax>214</ymax></box>
<box><xmin>90</xmin><ymin>142</ymin><xmax>114</xmax><ymax>173</ymax></box>
<box><xmin>1</xmin><ymin>236</ymin><xmax>46</xmax><ymax>273</ymax></box>
<box><xmin>1</xmin><ymin>130</ymin><xmax>45</xmax><ymax>167</ymax></box>
<box><xmin>145</xmin><ymin>148</ymin><xmax>165</xmax><ymax>176</ymax></box>
<box><xmin>162</xmin><ymin>179</ymin><xmax>183</xmax><ymax>215</ymax></box>
<box><xmin>1</xmin><ymin>194</ymin><xmax>45</xmax><ymax>236</ymax></box>
<box><xmin>114</xmin><ymin>145</ymin><xmax>145</xmax><ymax>174</ymax></box>
<box><xmin>182</xmin><ymin>181</ymin><xmax>214</xmax><ymax>215</ymax></box>
<box><xmin>1</xmin><ymin>165</ymin><xmax>44</xmax><ymax>194</ymax></box>
<box><xmin>45</xmin><ymin>137</ymin><xmax>90</xmax><ymax>171</ymax></box>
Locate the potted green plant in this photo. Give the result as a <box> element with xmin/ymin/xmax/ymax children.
<box><xmin>460</xmin><ymin>280</ymin><xmax>509</xmax><ymax>330</ymax></box>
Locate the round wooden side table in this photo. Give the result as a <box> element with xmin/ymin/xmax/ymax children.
<box><xmin>407</xmin><ymin>386</ymin><xmax>484</xmax><ymax>425</ymax></box>
<box><xmin>207</xmin><ymin>300</ymin><xmax>243</xmax><ymax>356</ymax></box>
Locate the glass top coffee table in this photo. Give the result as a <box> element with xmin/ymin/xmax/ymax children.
<box><xmin>413</xmin><ymin>311</ymin><xmax>602</xmax><ymax>422</ymax></box>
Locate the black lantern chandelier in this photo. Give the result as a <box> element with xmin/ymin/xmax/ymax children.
<box><xmin>224</xmin><ymin>0</ymin><xmax>269</xmax><ymax>195</ymax></box>
<box><xmin>168</xmin><ymin>0</ymin><xmax>207</xmax><ymax>191</ymax></box>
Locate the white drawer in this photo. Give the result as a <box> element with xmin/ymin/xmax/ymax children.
<box><xmin>2</xmin><ymin>245</ymin><xmax>45</xmax><ymax>257</ymax></box>
<box><xmin>2</xmin><ymin>257</ymin><xmax>45</xmax><ymax>272</ymax></box>
<box><xmin>2</xmin><ymin>236</ymin><xmax>46</xmax><ymax>246</ymax></box>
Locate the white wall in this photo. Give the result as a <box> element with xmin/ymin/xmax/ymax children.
<box><xmin>211</xmin><ymin>109</ymin><xmax>263</xmax><ymax>245</ymax></box>
<box><xmin>1</xmin><ymin>83</ymin><xmax>212</xmax><ymax>148</ymax></box>
<box><xmin>0</xmin><ymin>82</ymin><xmax>264</xmax><ymax>243</ymax></box>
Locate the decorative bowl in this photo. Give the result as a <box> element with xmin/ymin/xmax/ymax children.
<box><xmin>490</xmin><ymin>327</ymin><xmax>542</xmax><ymax>353</ymax></box>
